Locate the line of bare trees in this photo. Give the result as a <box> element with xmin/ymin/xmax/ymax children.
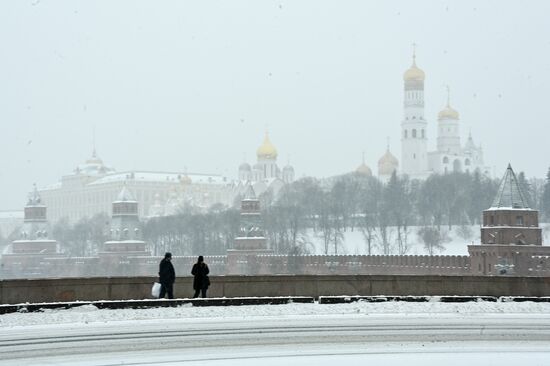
<box><xmin>48</xmin><ymin>169</ymin><xmax>547</xmax><ymax>257</ymax></box>
<box><xmin>262</xmin><ymin>170</ymin><xmax>503</xmax><ymax>256</ymax></box>
<box><xmin>50</xmin><ymin>207</ymin><xmax>240</xmax><ymax>257</ymax></box>
<box><xmin>142</xmin><ymin>206</ymin><xmax>239</xmax><ymax>256</ymax></box>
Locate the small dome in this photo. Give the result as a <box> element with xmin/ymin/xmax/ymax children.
<box><xmin>378</xmin><ymin>149</ymin><xmax>399</xmax><ymax>176</ymax></box>
<box><xmin>438</xmin><ymin>105</ymin><xmax>460</xmax><ymax>120</ymax></box>
<box><xmin>356</xmin><ymin>162</ymin><xmax>372</xmax><ymax>176</ymax></box>
<box><xmin>77</xmin><ymin>150</ymin><xmax>114</xmax><ymax>176</ymax></box>
<box><xmin>85</xmin><ymin>156</ymin><xmax>103</xmax><ymax>165</ymax></box>
<box><xmin>85</xmin><ymin>148</ymin><xmax>103</xmax><ymax>165</ymax></box>
<box><xmin>239</xmin><ymin>162</ymin><xmax>252</xmax><ymax>171</ymax></box>
<box><xmin>256</xmin><ymin>133</ymin><xmax>278</xmax><ymax>160</ymax></box>
<box><xmin>283</xmin><ymin>164</ymin><xmax>294</xmax><ymax>173</ymax></box>
<box><xmin>180</xmin><ymin>174</ymin><xmax>192</xmax><ymax>185</ymax></box>
<box><xmin>464</xmin><ymin>133</ymin><xmax>477</xmax><ymax>152</ymax></box>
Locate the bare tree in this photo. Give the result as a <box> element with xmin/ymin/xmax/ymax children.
<box><xmin>358</xmin><ymin>176</ymin><xmax>381</xmax><ymax>255</ymax></box>
<box><xmin>417</xmin><ymin>226</ymin><xmax>450</xmax><ymax>255</ymax></box>
<box><xmin>384</xmin><ymin>172</ymin><xmax>413</xmax><ymax>254</ymax></box>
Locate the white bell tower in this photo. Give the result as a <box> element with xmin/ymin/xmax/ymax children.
<box><xmin>401</xmin><ymin>44</ymin><xmax>428</xmax><ymax>179</ymax></box>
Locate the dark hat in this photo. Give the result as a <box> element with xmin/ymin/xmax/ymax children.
<box><xmin>165</xmin><ymin>252</ymin><xmax>172</xmax><ymax>259</ymax></box>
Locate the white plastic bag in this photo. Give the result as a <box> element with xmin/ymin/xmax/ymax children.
<box><xmin>152</xmin><ymin>282</ymin><xmax>161</xmax><ymax>298</ymax></box>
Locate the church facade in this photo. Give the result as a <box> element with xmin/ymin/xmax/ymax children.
<box><xmin>400</xmin><ymin>50</ymin><xmax>490</xmax><ymax>179</ymax></box>
<box><xmin>235</xmin><ymin>133</ymin><xmax>295</xmax><ymax>199</ymax></box>
<box><xmin>356</xmin><ymin>50</ymin><xmax>489</xmax><ymax>183</ymax></box>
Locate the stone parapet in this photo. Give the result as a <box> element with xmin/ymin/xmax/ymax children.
<box><xmin>3</xmin><ymin>275</ymin><xmax>550</xmax><ymax>304</ymax></box>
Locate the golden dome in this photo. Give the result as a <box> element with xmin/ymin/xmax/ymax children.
<box><xmin>403</xmin><ymin>65</ymin><xmax>425</xmax><ymax>82</ymax></box>
<box><xmin>256</xmin><ymin>133</ymin><xmax>278</xmax><ymax>160</ymax></box>
<box><xmin>439</xmin><ymin>87</ymin><xmax>459</xmax><ymax>120</ymax></box>
<box><xmin>438</xmin><ymin>105</ymin><xmax>460</xmax><ymax>120</ymax></box>
<box><xmin>85</xmin><ymin>149</ymin><xmax>103</xmax><ymax>165</ymax></box>
<box><xmin>356</xmin><ymin>162</ymin><xmax>372</xmax><ymax>176</ymax></box>
<box><xmin>403</xmin><ymin>56</ymin><xmax>425</xmax><ymax>82</ymax></box>
<box><xmin>378</xmin><ymin>149</ymin><xmax>399</xmax><ymax>176</ymax></box>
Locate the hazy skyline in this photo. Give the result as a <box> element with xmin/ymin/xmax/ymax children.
<box><xmin>1</xmin><ymin>0</ymin><xmax>550</xmax><ymax>210</ymax></box>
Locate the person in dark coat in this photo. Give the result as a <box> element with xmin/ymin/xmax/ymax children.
<box><xmin>158</xmin><ymin>252</ymin><xmax>175</xmax><ymax>299</ymax></box>
<box><xmin>191</xmin><ymin>255</ymin><xmax>210</xmax><ymax>298</ymax></box>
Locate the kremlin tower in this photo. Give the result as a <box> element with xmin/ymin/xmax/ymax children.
<box><xmin>227</xmin><ymin>185</ymin><xmax>272</xmax><ymax>274</ymax></box>
<box><xmin>11</xmin><ymin>185</ymin><xmax>57</xmax><ymax>255</ymax></box>
<box><xmin>100</xmin><ymin>185</ymin><xmax>149</xmax><ymax>256</ymax></box>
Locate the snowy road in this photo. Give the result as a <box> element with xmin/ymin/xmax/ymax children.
<box><xmin>1</xmin><ymin>302</ymin><xmax>550</xmax><ymax>365</ymax></box>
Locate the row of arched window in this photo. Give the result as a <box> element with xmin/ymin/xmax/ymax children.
<box><xmin>442</xmin><ymin>156</ymin><xmax>471</xmax><ymax>166</ymax></box>
<box><xmin>444</xmin><ymin>167</ymin><xmax>472</xmax><ymax>174</ymax></box>
<box><xmin>407</xmin><ymin>91</ymin><xmax>423</xmax><ymax>99</ymax></box>
<box><xmin>403</xmin><ymin>129</ymin><xmax>425</xmax><ymax>139</ymax></box>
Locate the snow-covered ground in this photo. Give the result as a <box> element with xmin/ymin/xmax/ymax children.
<box><xmin>307</xmin><ymin>226</ymin><xmax>480</xmax><ymax>256</ymax></box>
<box><xmin>308</xmin><ymin>223</ymin><xmax>550</xmax><ymax>256</ymax></box>
<box><xmin>2</xmin><ymin>301</ymin><xmax>550</xmax><ymax>365</ymax></box>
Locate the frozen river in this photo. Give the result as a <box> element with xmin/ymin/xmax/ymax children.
<box><xmin>1</xmin><ymin>301</ymin><xmax>550</xmax><ymax>365</ymax></box>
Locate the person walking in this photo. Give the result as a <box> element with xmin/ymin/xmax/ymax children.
<box><xmin>191</xmin><ymin>255</ymin><xmax>210</xmax><ymax>298</ymax></box>
<box><xmin>158</xmin><ymin>252</ymin><xmax>175</xmax><ymax>299</ymax></box>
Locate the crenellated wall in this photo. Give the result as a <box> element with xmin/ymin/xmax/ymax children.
<box><xmin>237</xmin><ymin>254</ymin><xmax>470</xmax><ymax>275</ymax></box>
<box><xmin>1</xmin><ymin>253</ymin><xmax>471</xmax><ymax>279</ymax></box>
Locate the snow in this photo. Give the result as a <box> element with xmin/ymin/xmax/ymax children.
<box><xmin>2</xmin><ymin>300</ymin><xmax>550</xmax><ymax>327</ymax></box>
<box><xmin>38</xmin><ymin>181</ymin><xmax>62</xmax><ymax>191</ymax></box>
<box><xmin>0</xmin><ymin>301</ymin><xmax>550</xmax><ymax>366</ymax></box>
<box><xmin>485</xmin><ymin>207</ymin><xmax>534</xmax><ymax>211</ymax></box>
<box><xmin>1</xmin><ymin>301</ymin><xmax>550</xmax><ymax>365</ymax></box>
<box><xmin>307</xmin><ymin>226</ymin><xmax>480</xmax><ymax>256</ymax></box>
<box><xmin>88</xmin><ymin>171</ymin><xmax>227</xmax><ymax>186</ymax></box>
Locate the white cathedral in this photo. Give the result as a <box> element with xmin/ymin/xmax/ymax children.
<box><xmin>399</xmin><ymin>50</ymin><xmax>489</xmax><ymax>179</ymax></box>
<box><xmin>236</xmin><ymin>133</ymin><xmax>295</xmax><ymax>198</ymax></box>
<box><xmin>358</xmin><ymin>50</ymin><xmax>490</xmax><ymax>182</ymax></box>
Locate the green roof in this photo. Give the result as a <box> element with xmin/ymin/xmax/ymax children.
<box><xmin>491</xmin><ymin>164</ymin><xmax>529</xmax><ymax>209</ymax></box>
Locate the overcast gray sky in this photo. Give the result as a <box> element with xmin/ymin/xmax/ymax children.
<box><xmin>1</xmin><ymin>0</ymin><xmax>549</xmax><ymax>210</ymax></box>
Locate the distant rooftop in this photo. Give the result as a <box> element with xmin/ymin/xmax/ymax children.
<box><xmin>491</xmin><ymin>164</ymin><xmax>530</xmax><ymax>209</ymax></box>
<box><xmin>88</xmin><ymin>171</ymin><xmax>227</xmax><ymax>186</ymax></box>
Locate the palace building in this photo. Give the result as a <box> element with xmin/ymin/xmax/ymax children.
<box><xmin>38</xmin><ymin>149</ymin><xmax>233</xmax><ymax>223</ymax></box>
